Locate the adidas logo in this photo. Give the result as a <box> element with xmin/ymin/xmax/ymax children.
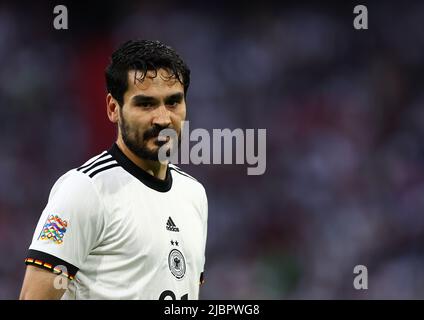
<box><xmin>166</xmin><ymin>217</ymin><xmax>180</xmax><ymax>232</ymax></box>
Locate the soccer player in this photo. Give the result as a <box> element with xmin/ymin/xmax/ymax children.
<box><xmin>19</xmin><ymin>40</ymin><xmax>208</xmax><ymax>300</ymax></box>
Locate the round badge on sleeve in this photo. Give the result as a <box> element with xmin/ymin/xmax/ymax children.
<box><xmin>168</xmin><ymin>249</ymin><xmax>186</xmax><ymax>279</ymax></box>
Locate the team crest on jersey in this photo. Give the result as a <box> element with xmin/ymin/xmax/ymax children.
<box><xmin>38</xmin><ymin>214</ymin><xmax>68</xmax><ymax>245</ymax></box>
<box><xmin>168</xmin><ymin>249</ymin><xmax>186</xmax><ymax>279</ymax></box>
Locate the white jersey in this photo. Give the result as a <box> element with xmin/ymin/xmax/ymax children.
<box><xmin>25</xmin><ymin>143</ymin><xmax>208</xmax><ymax>300</ymax></box>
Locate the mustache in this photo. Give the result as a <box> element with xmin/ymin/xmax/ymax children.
<box><xmin>143</xmin><ymin>125</ymin><xmax>174</xmax><ymax>141</ymax></box>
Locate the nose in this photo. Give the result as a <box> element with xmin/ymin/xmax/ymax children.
<box><xmin>152</xmin><ymin>104</ymin><xmax>171</xmax><ymax>128</ymax></box>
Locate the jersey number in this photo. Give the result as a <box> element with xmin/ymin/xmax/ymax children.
<box><xmin>159</xmin><ymin>290</ymin><xmax>188</xmax><ymax>300</ymax></box>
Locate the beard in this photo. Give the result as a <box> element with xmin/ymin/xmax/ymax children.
<box><xmin>119</xmin><ymin>112</ymin><xmax>180</xmax><ymax>162</ymax></box>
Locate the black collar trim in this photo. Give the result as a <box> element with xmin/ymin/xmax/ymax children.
<box><xmin>108</xmin><ymin>143</ymin><xmax>173</xmax><ymax>193</ymax></box>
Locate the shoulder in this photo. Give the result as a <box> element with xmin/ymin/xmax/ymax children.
<box><xmin>48</xmin><ymin>150</ymin><xmax>119</xmax><ymax>204</ymax></box>
<box><xmin>48</xmin><ymin>169</ymin><xmax>100</xmax><ymax>208</ymax></box>
<box><xmin>75</xmin><ymin>151</ymin><xmax>120</xmax><ymax>179</ymax></box>
<box><xmin>169</xmin><ymin>164</ymin><xmax>205</xmax><ymax>190</ymax></box>
<box><xmin>169</xmin><ymin>164</ymin><xmax>207</xmax><ymax>203</ymax></box>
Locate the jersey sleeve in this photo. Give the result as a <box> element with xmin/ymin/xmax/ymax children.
<box><xmin>25</xmin><ymin>170</ymin><xmax>105</xmax><ymax>280</ymax></box>
<box><xmin>200</xmin><ymin>186</ymin><xmax>208</xmax><ymax>285</ymax></box>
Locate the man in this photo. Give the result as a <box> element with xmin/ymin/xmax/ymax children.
<box><xmin>19</xmin><ymin>40</ymin><xmax>208</xmax><ymax>300</ymax></box>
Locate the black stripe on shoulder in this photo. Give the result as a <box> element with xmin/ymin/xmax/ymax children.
<box><xmin>89</xmin><ymin>163</ymin><xmax>120</xmax><ymax>178</ymax></box>
<box><xmin>170</xmin><ymin>167</ymin><xmax>198</xmax><ymax>182</ymax></box>
<box><xmin>77</xmin><ymin>152</ymin><xmax>108</xmax><ymax>171</ymax></box>
<box><xmin>82</xmin><ymin>157</ymin><xmax>115</xmax><ymax>174</ymax></box>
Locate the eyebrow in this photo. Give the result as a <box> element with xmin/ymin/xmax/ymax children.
<box><xmin>132</xmin><ymin>93</ymin><xmax>184</xmax><ymax>105</ymax></box>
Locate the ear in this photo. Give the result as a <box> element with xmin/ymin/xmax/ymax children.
<box><xmin>106</xmin><ymin>93</ymin><xmax>120</xmax><ymax>123</ymax></box>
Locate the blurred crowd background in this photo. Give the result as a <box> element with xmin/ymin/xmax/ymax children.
<box><xmin>1</xmin><ymin>0</ymin><xmax>424</xmax><ymax>299</ymax></box>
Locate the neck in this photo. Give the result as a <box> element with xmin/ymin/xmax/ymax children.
<box><xmin>116</xmin><ymin>137</ymin><xmax>168</xmax><ymax>180</ymax></box>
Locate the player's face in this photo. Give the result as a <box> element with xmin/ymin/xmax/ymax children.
<box><xmin>119</xmin><ymin>68</ymin><xmax>186</xmax><ymax>161</ymax></box>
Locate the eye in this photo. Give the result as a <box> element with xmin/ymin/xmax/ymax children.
<box><xmin>138</xmin><ymin>102</ymin><xmax>153</xmax><ymax>108</ymax></box>
<box><xmin>167</xmin><ymin>101</ymin><xmax>179</xmax><ymax>108</ymax></box>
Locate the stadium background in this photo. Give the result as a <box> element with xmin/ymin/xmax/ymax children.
<box><xmin>1</xmin><ymin>0</ymin><xmax>424</xmax><ymax>299</ymax></box>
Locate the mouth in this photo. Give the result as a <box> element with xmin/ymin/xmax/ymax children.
<box><xmin>152</xmin><ymin>136</ymin><xmax>171</xmax><ymax>146</ymax></box>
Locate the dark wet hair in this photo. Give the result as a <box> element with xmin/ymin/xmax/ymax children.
<box><xmin>105</xmin><ymin>40</ymin><xmax>190</xmax><ymax>106</ymax></box>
